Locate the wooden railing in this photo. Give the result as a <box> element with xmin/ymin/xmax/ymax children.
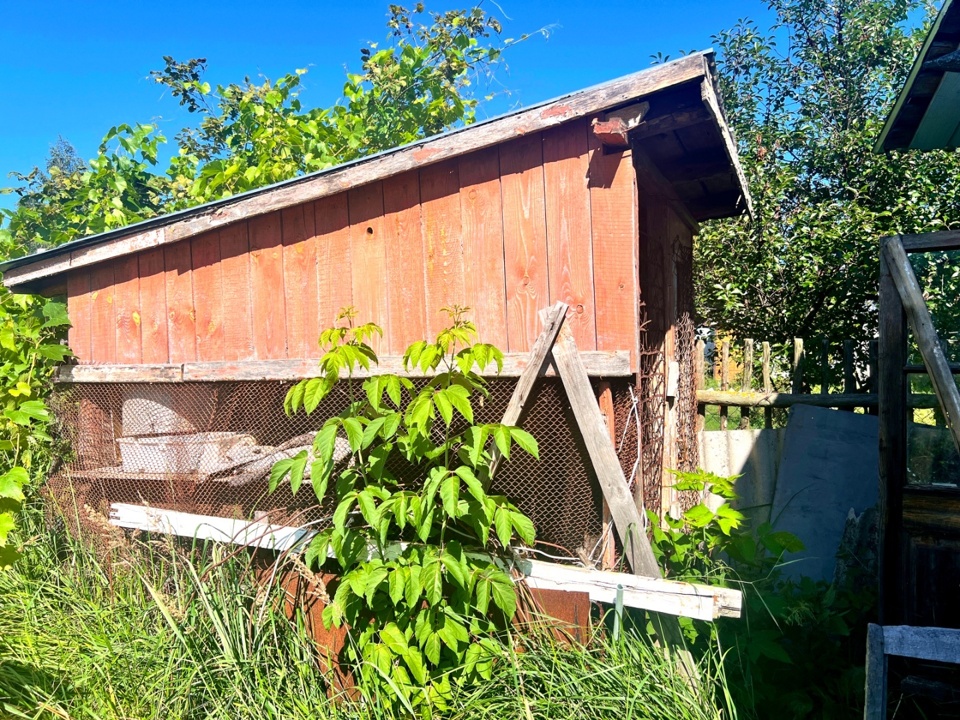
<box><xmin>696</xmin><ymin>337</ymin><xmax>880</xmax><ymax>430</ymax></box>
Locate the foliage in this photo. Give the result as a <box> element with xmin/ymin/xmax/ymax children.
<box><xmin>0</xmin><ymin>293</ymin><xmax>70</xmax><ymax>568</ymax></box>
<box><xmin>0</xmin><ymin>514</ymin><xmax>733</xmax><ymax>720</ymax></box>
<box><xmin>697</xmin><ymin>0</ymin><xmax>960</xmax><ymax>341</ymax></box>
<box><xmin>1</xmin><ymin>4</ymin><xmax>510</xmax><ymax>257</ymax></box>
<box><xmin>270</xmin><ymin>307</ymin><xmax>540</xmax><ymax>713</ymax></box>
<box><xmin>648</xmin><ymin>468</ymin><xmax>874</xmax><ymax>719</ymax></box>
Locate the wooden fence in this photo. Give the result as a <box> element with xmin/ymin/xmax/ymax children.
<box><xmin>696</xmin><ymin>337</ymin><xmax>882</xmax><ymax>430</ymax></box>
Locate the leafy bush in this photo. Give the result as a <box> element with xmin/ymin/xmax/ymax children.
<box><xmin>649</xmin><ymin>468</ymin><xmax>875</xmax><ymax>719</ymax></box>
<box><xmin>270</xmin><ymin>307</ymin><xmax>540</xmax><ymax>713</ymax></box>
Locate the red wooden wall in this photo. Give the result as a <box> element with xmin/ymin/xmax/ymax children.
<box><xmin>66</xmin><ymin>117</ymin><xmax>645</xmax><ymax>368</ymax></box>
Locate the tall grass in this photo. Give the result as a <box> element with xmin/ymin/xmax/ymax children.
<box><xmin>0</xmin><ymin>510</ymin><xmax>736</xmax><ymax>719</ymax></box>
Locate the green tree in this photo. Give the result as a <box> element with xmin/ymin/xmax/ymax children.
<box><xmin>697</xmin><ymin>0</ymin><xmax>960</xmax><ymax>342</ymax></box>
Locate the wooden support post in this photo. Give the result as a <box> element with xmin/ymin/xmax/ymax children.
<box><xmin>864</xmin><ymin>623</ymin><xmax>887</xmax><ymax>720</ymax></box>
<box><xmin>597</xmin><ymin>382</ymin><xmax>618</xmax><ymax>570</ymax></box>
<box><xmin>551</xmin><ymin>321</ymin><xmax>698</xmax><ymax>679</ymax></box>
<box><xmin>820</xmin><ymin>338</ymin><xmax>830</xmax><ymax>396</ymax></box>
<box><xmin>763</xmin><ymin>341</ymin><xmax>773</xmax><ymax>428</ymax></box>
<box><xmin>740</xmin><ymin>339</ymin><xmax>754</xmax><ymax>429</ymax></box>
<box><xmin>720</xmin><ymin>340</ymin><xmax>729</xmax><ymax>431</ymax></box>
<box><xmin>878</xmin><ymin>240</ymin><xmax>907</xmax><ymax>624</ymax></box>
<box><xmin>552</xmin><ymin>324</ymin><xmax>659</xmax><ymax>577</ymax></box>
<box><xmin>792</xmin><ymin>338</ymin><xmax>805</xmax><ymax>395</ymax></box>
<box><xmin>489</xmin><ymin>301</ymin><xmax>569</xmax><ymax>479</ymax></box>
<box><xmin>695</xmin><ymin>338</ymin><xmax>706</xmax><ymax>432</ymax></box>
<box><xmin>843</xmin><ymin>340</ymin><xmax>856</xmax><ymax>413</ymax></box>
<box><xmin>883</xmin><ymin>236</ymin><xmax>960</xmax><ymax>456</ymax></box>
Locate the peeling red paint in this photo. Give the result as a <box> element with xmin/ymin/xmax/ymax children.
<box><xmin>541</xmin><ymin>104</ymin><xmax>573</xmax><ymax>119</ymax></box>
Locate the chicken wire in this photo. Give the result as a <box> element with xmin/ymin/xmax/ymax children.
<box><xmin>47</xmin><ymin>377</ymin><xmax>640</xmax><ymax>563</ymax></box>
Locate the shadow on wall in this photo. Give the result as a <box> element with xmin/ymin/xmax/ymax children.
<box><xmin>699</xmin><ymin>405</ymin><xmax>879</xmax><ymax>581</ymax></box>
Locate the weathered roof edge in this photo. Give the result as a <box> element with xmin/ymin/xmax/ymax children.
<box><xmin>876</xmin><ymin>0</ymin><xmax>956</xmax><ymax>152</ymax></box>
<box><xmin>2</xmin><ymin>51</ymin><xmax>742</xmax><ymax>289</ymax></box>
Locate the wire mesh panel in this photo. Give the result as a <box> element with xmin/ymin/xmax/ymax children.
<box><xmin>47</xmin><ymin>377</ymin><xmax>637</xmax><ymax>563</ymax></box>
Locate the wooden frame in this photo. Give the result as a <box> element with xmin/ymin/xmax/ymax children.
<box><xmin>864</xmin><ymin>623</ymin><xmax>960</xmax><ymax>719</ymax></box>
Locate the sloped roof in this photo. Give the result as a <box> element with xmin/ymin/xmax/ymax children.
<box><xmin>1</xmin><ymin>51</ymin><xmax>750</xmax><ymax>292</ymax></box>
<box><xmin>877</xmin><ymin>0</ymin><xmax>960</xmax><ymax>151</ymax></box>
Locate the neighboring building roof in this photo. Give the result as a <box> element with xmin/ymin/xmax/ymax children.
<box><xmin>878</xmin><ymin>0</ymin><xmax>960</xmax><ymax>151</ymax></box>
<box><xmin>1</xmin><ymin>51</ymin><xmax>751</xmax><ymax>292</ymax></box>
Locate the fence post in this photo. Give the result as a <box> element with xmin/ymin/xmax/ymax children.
<box><xmin>695</xmin><ymin>338</ymin><xmax>705</xmax><ymax>433</ymax></box>
<box><xmin>740</xmin><ymin>339</ymin><xmax>754</xmax><ymax>429</ymax></box>
<box><xmin>792</xmin><ymin>338</ymin><xmax>805</xmax><ymax>395</ymax></box>
<box><xmin>720</xmin><ymin>340</ymin><xmax>730</xmax><ymax>431</ymax></box>
<box><xmin>843</xmin><ymin>339</ymin><xmax>855</xmax><ymax>412</ymax></box>
<box><xmin>820</xmin><ymin>337</ymin><xmax>830</xmax><ymax>396</ymax></box>
<box><xmin>763</xmin><ymin>341</ymin><xmax>773</xmax><ymax>428</ymax></box>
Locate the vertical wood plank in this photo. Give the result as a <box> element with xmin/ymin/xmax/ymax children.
<box><xmin>248</xmin><ymin>212</ymin><xmax>287</xmax><ymax>360</ymax></box>
<box><xmin>792</xmin><ymin>338</ymin><xmax>805</xmax><ymax>394</ymax></box>
<box><xmin>113</xmin><ymin>255</ymin><xmax>142</xmax><ymax>364</ymax></box>
<box><xmin>89</xmin><ymin>263</ymin><xmax>116</xmax><ymax>363</ymax></box>
<box><xmin>500</xmin><ymin>134</ymin><xmax>549</xmax><ymax>352</ymax></box>
<box><xmin>191</xmin><ymin>231</ymin><xmax>224</xmax><ymax>362</ymax></box>
<box><xmin>762</xmin><ymin>341</ymin><xmax>773</xmax><ymax>428</ymax></box>
<box><xmin>139</xmin><ymin>248</ymin><xmax>169</xmax><ymax>363</ymax></box>
<box><xmin>720</xmin><ymin>340</ymin><xmax>729</xmax><ymax>431</ymax></box>
<box><xmin>869</xmin><ymin>339</ymin><xmax>880</xmax><ymax>415</ymax></box>
<box><xmin>420</xmin><ymin>160</ymin><xmax>465</xmax><ymax>338</ymax></box>
<box><xmin>864</xmin><ymin>623</ymin><xmax>888</xmax><ymax>720</ymax></box>
<box><xmin>315</xmin><ymin>194</ymin><xmax>353</xmax><ymax>333</ymax></box>
<box><xmin>740</xmin><ymin>339</ymin><xmax>754</xmax><ymax>429</ymax></box>
<box><xmin>383</xmin><ymin>172</ymin><xmax>427</xmax><ymax>352</ymax></box>
<box><xmin>843</xmin><ymin>339</ymin><xmax>855</xmax><ymax>413</ymax></box>
<box><xmin>543</xmin><ymin>119</ymin><xmax>596</xmax><ymax>350</ymax></box>
<box><xmin>588</xmin><ymin>123</ymin><xmax>638</xmax><ymax>363</ymax></box>
<box><xmin>219</xmin><ymin>222</ymin><xmax>253</xmax><ymax>361</ymax></box>
<box><xmin>820</xmin><ymin>338</ymin><xmax>830</xmax><ymax>395</ymax></box>
<box><xmin>281</xmin><ymin>204</ymin><xmax>319</xmax><ymax>358</ymax></box>
<box><xmin>164</xmin><ymin>242</ymin><xmax>197</xmax><ymax>363</ymax></box>
<box><xmin>349</xmin><ymin>183</ymin><xmax>389</xmax><ymax>351</ymax></box>
<box><xmin>459</xmin><ymin>149</ymin><xmax>508</xmax><ymax>349</ymax></box>
<box><xmin>597</xmin><ymin>382</ymin><xmax>618</xmax><ymax>570</ymax></box>
<box><xmin>66</xmin><ymin>272</ymin><xmax>92</xmax><ymax>363</ymax></box>
<box><xmin>878</xmin><ymin>240</ymin><xmax>907</xmax><ymax>624</ymax></box>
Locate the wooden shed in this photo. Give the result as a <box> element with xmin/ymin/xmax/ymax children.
<box><xmin>1</xmin><ymin>52</ymin><xmax>749</xmax><ymax>558</ymax></box>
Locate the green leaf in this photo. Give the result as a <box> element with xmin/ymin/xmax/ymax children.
<box><xmin>342</xmin><ymin>417</ymin><xmax>364</xmax><ymax>452</ymax></box>
<box><xmin>380</xmin><ymin>622</ymin><xmax>408</xmax><ymax>656</ymax></box>
<box><xmin>405</xmin><ymin>565</ymin><xmax>422</xmax><ymax>607</ymax></box>
<box><xmin>0</xmin><ymin>512</ymin><xmax>16</xmax><ymax>545</ymax></box>
<box><xmin>439</xmin><ymin>474</ymin><xmax>460</xmax><ymax>519</ymax></box>
<box><xmin>0</xmin><ymin>468</ymin><xmax>27</xmax><ymax>503</ymax></box>
<box><xmin>34</xmin><ymin>344</ymin><xmax>73</xmax><ymax>362</ymax></box>
<box><xmin>41</xmin><ymin>300</ymin><xmax>70</xmax><ymax>328</ymax></box>
<box><xmin>423</xmin><ymin>630</ymin><xmax>442</xmax><ymax>665</ymax></box>
<box><xmin>269</xmin><ymin>455</ymin><xmax>295</xmax><ymax>493</ymax></box>
<box><xmin>441</xmin><ymin>548</ymin><xmax>467</xmax><ymax>588</ymax></box>
<box><xmin>510</xmin><ymin>511</ymin><xmax>536</xmax><ymax>546</ymax></box>
<box><xmin>434</xmin><ymin>389</ymin><xmax>454</xmax><ymax>426</ymax></box>
<box><xmin>489</xmin><ymin>573</ymin><xmax>517</xmax><ymax>618</ymax></box>
<box><xmin>303</xmin><ymin>377</ymin><xmax>329</xmax><ymax>414</ymax></box>
<box><xmin>474</xmin><ymin>574</ymin><xmax>491</xmax><ymax>614</ymax></box>
<box><xmin>509</xmin><ymin>427</ymin><xmax>538</xmax><ymax>459</ymax></box>
<box><xmin>455</xmin><ymin>465</ymin><xmax>485</xmax><ymax>503</ymax></box>
<box><xmin>421</xmin><ymin>558</ymin><xmax>443</xmax><ymax>606</ymax></box>
<box><xmin>493</xmin><ymin>425</ymin><xmax>511</xmax><ymax>460</ymax></box>
<box><xmin>389</xmin><ymin>567</ymin><xmax>406</xmax><ymax>606</ymax></box>
<box><xmin>288</xmin><ymin>451</ymin><xmax>308</xmax><ymax>495</ymax></box>
<box><xmin>494</xmin><ymin>506</ymin><xmax>513</xmax><ymax>547</ymax></box>
<box><xmin>404</xmin><ymin>646</ymin><xmax>427</xmax><ymax>684</ymax></box>
<box><xmin>356</xmin><ymin>489</ymin><xmax>381</xmax><ymax>528</ymax></box>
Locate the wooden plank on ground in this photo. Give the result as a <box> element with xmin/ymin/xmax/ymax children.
<box><xmin>349</xmin><ymin>183</ymin><xmax>389</xmax><ymax>351</ymax></box>
<box><xmin>164</xmin><ymin>242</ymin><xmax>197</xmax><ymax>363</ymax></box>
<box><xmin>383</xmin><ymin>172</ymin><xmax>427</xmax><ymax>352</ymax></box>
<box><xmin>248</xmin><ymin>211</ymin><xmax>287</xmax><ymax>359</ymax></box>
<box><xmin>113</xmin><ymin>255</ymin><xmax>142</xmax><ymax>364</ymax></box>
<box><xmin>315</xmin><ymin>195</ymin><xmax>353</xmax><ymax>332</ymax></box>
<box><xmin>281</xmin><ymin>204</ymin><xmax>319</xmax><ymax>358</ymax></box>
<box><xmin>420</xmin><ymin>160</ymin><xmax>465</xmax><ymax>339</ymax></box>
<box><xmin>138</xmin><ymin>248</ymin><xmax>169</xmax><ymax>363</ymax></box>
<box><xmin>66</xmin><ymin>271</ymin><xmax>92</xmax><ymax>362</ymax></box>
<box><xmin>552</xmin><ymin>322</ymin><xmax>659</xmax><ymax>577</ymax></box>
<box><xmin>884</xmin><ymin>235</ymin><xmax>960</xmax><ymax>456</ymax></box>
<box><xmin>191</xmin><ymin>231</ymin><xmax>224</xmax><ymax>362</ymax></box>
<box><xmin>459</xmin><ymin>148</ymin><xmax>508</xmax><ymax>349</ymax></box>
<box><xmin>219</xmin><ymin>222</ymin><xmax>253</xmax><ymax>361</ymax></box>
<box><xmin>543</xmin><ymin>119</ymin><xmax>596</xmax><ymax>350</ymax></box>
<box><xmin>501</xmin><ymin>133</ymin><xmax>549</xmax><ymax>353</ymax></box>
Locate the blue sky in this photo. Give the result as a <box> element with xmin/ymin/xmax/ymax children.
<box><xmin>0</xmin><ymin>0</ymin><xmax>773</xmax><ymax>209</ymax></box>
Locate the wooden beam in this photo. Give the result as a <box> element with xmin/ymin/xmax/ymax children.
<box><xmin>883</xmin><ymin>235</ymin><xmax>960</xmax><ymax>456</ymax></box>
<box><xmin>108</xmin><ymin>503</ymin><xmax>742</xmax><ymax>622</ymax></box>
<box><xmin>864</xmin><ymin>623</ymin><xmax>887</xmax><ymax>720</ymax></box>
<box><xmin>3</xmin><ymin>54</ymin><xmax>711</xmax><ymax>290</ymax></box>
<box><xmin>489</xmin><ymin>301</ymin><xmax>569</xmax><ymax>478</ymax></box>
<box><xmin>630</xmin><ymin>106</ymin><xmax>713</xmax><ymax>141</ymax></box>
<box><xmin>55</xmin><ymin>350</ymin><xmax>630</xmax><ymax>384</ymax></box>
<box><xmin>699</xmin><ymin>75</ymin><xmax>754</xmax><ymax>217</ymax></box>
<box><xmin>551</xmin><ymin>322</ymin><xmax>660</xmax><ymax>577</ymax></box>
<box><xmin>882</xmin><ymin>625</ymin><xmax>960</xmax><ymax>663</ymax></box>
<box><xmin>898</xmin><ymin>230</ymin><xmax>960</xmax><ymax>253</ymax></box>
<box><xmin>910</xmin><ymin>72</ymin><xmax>960</xmax><ymax>150</ymax></box>
<box><xmin>592</xmin><ymin>101</ymin><xmax>650</xmax><ymax>148</ymax></box>
<box><xmin>697</xmin><ymin>390</ymin><xmax>877</xmax><ymax>409</ymax></box>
